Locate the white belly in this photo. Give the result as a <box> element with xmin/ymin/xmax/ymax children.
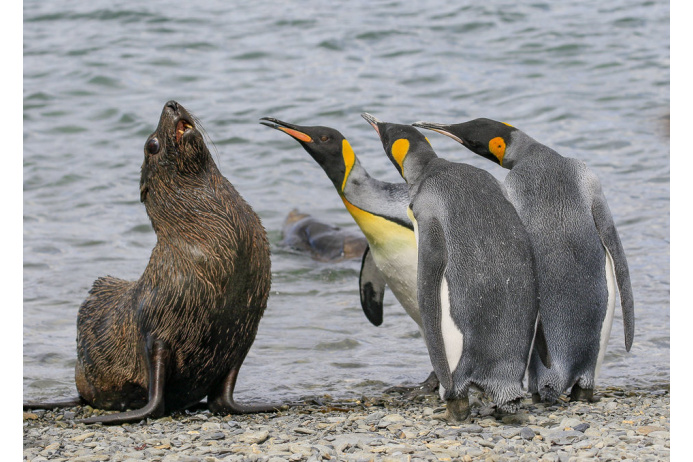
<box><xmin>370</xmin><ymin>239</ymin><xmax>421</xmax><ymax>328</ymax></box>
<box><xmin>440</xmin><ymin>274</ymin><xmax>464</xmax><ymax>374</ymax></box>
<box><xmin>594</xmin><ymin>246</ymin><xmax>617</xmax><ymax>379</ymax></box>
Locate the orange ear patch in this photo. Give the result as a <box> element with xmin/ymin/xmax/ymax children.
<box><xmin>489</xmin><ymin>137</ymin><xmax>506</xmax><ymax>165</ymax></box>
<box><xmin>391</xmin><ymin>139</ymin><xmax>410</xmax><ymax>171</ymax></box>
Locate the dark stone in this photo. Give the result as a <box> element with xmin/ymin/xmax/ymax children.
<box><xmin>573</xmin><ymin>423</ymin><xmax>590</xmax><ymax>433</ymax></box>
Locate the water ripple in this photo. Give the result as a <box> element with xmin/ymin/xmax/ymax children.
<box><xmin>23</xmin><ymin>0</ymin><xmax>670</xmax><ymax>402</ymax></box>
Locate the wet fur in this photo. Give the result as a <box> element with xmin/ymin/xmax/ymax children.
<box><xmin>74</xmin><ymin>102</ymin><xmax>271</xmax><ymax>413</ymax></box>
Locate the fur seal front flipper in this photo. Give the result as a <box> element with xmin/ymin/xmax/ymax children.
<box><xmin>359</xmin><ymin>245</ymin><xmax>385</xmax><ymax>326</ymax></box>
<box><xmin>207</xmin><ymin>366</ymin><xmax>286</xmax><ymax>414</ymax></box>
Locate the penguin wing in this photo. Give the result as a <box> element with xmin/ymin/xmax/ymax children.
<box><xmin>359</xmin><ymin>245</ymin><xmax>385</xmax><ymax>326</ymax></box>
<box><xmin>591</xmin><ymin>182</ymin><xmax>635</xmax><ymax>351</ymax></box>
<box><xmin>415</xmin><ymin>214</ymin><xmax>454</xmax><ymax>394</ymax></box>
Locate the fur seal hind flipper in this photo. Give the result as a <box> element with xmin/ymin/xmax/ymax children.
<box><xmin>384</xmin><ymin>370</ymin><xmax>440</xmax><ymax>397</ymax></box>
<box><xmin>207</xmin><ymin>365</ymin><xmax>286</xmax><ymax>414</ymax></box>
<box><xmin>359</xmin><ymin>245</ymin><xmax>385</xmax><ymax>326</ymax></box>
<box><xmin>23</xmin><ymin>397</ymin><xmax>85</xmax><ymax>410</ymax></box>
<box><xmin>78</xmin><ymin>339</ymin><xmax>170</xmax><ymax>425</ymax></box>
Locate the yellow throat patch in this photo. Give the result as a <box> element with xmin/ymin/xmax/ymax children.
<box><xmin>341</xmin><ymin>198</ymin><xmax>415</xmax><ymax>251</ymax></box>
<box><xmin>341</xmin><ymin>139</ymin><xmax>355</xmax><ymax>192</ymax></box>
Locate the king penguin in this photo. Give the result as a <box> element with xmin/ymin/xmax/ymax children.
<box><xmin>413</xmin><ymin>118</ymin><xmax>635</xmax><ymax>403</ymax></box>
<box><xmin>362</xmin><ymin>113</ymin><xmax>550</xmax><ymax>422</ymax></box>
<box><xmin>260</xmin><ymin>117</ymin><xmax>438</xmax><ymax>394</ymax></box>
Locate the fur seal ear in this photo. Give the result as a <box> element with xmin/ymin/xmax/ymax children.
<box><xmin>140</xmin><ymin>184</ymin><xmax>148</xmax><ymax>203</ymax></box>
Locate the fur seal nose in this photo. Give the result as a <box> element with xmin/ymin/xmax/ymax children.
<box><xmin>166</xmin><ymin>100</ymin><xmax>179</xmax><ymax>112</ymax></box>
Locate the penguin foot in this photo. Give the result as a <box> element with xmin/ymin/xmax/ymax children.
<box><xmin>538</xmin><ymin>385</ymin><xmax>561</xmax><ymax>404</ymax></box>
<box><xmin>531</xmin><ymin>393</ymin><xmax>542</xmax><ymax>404</ymax></box>
<box><xmin>384</xmin><ymin>371</ymin><xmax>439</xmax><ymax>397</ymax></box>
<box><xmin>431</xmin><ymin>397</ymin><xmax>470</xmax><ymax>424</ymax></box>
<box><xmin>570</xmin><ymin>385</ymin><xmax>600</xmax><ymax>403</ymax></box>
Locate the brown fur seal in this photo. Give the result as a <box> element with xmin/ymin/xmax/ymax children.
<box><xmin>35</xmin><ymin>101</ymin><xmax>280</xmax><ymax>424</ymax></box>
<box><xmin>281</xmin><ymin>209</ymin><xmax>367</xmax><ymax>262</ymax></box>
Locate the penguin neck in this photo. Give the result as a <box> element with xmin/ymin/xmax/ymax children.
<box><xmin>337</xmin><ymin>155</ymin><xmax>368</xmax><ymax>196</ymax></box>
<box><xmin>341</xmin><ymin>157</ymin><xmax>394</xmax><ymax>214</ymax></box>
<box><xmin>503</xmin><ymin>131</ymin><xmax>555</xmax><ymax>168</ymax></box>
<box><xmin>401</xmin><ymin>150</ymin><xmax>436</xmax><ymax>185</ymax></box>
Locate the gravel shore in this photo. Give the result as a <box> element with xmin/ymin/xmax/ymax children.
<box><xmin>23</xmin><ymin>386</ymin><xmax>669</xmax><ymax>462</ymax></box>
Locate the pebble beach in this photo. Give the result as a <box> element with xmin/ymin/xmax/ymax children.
<box><xmin>23</xmin><ymin>386</ymin><xmax>670</xmax><ymax>462</ymax></box>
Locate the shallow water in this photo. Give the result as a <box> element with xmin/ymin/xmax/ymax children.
<box><xmin>23</xmin><ymin>0</ymin><xmax>669</xmax><ymax>404</ymax></box>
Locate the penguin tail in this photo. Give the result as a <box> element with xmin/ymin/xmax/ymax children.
<box><xmin>496</xmin><ymin>397</ymin><xmax>522</xmax><ymax>414</ymax></box>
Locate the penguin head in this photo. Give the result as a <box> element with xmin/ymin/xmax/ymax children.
<box><xmin>260</xmin><ymin>117</ymin><xmax>356</xmax><ymax>194</ymax></box>
<box><xmin>413</xmin><ymin>118</ymin><xmax>517</xmax><ymax>167</ymax></box>
<box><xmin>362</xmin><ymin>112</ymin><xmax>437</xmax><ymax>183</ymax></box>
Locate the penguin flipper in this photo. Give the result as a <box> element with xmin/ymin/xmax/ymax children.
<box><xmin>534</xmin><ymin>317</ymin><xmax>552</xmax><ymax>369</ymax></box>
<box><xmin>359</xmin><ymin>245</ymin><xmax>385</xmax><ymax>326</ymax></box>
<box><xmin>591</xmin><ymin>187</ymin><xmax>635</xmax><ymax>351</ymax></box>
<box><xmin>415</xmin><ymin>214</ymin><xmax>454</xmax><ymax>394</ymax></box>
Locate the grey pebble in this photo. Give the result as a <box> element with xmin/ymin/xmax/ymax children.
<box><xmin>22</xmin><ymin>388</ymin><xmax>670</xmax><ymax>462</ymax></box>
<box><xmin>547</xmin><ymin>430</ymin><xmax>586</xmax><ymax>445</ymax></box>
<box><xmin>501</xmin><ymin>427</ymin><xmax>521</xmax><ymax>439</ymax></box>
<box><xmin>520</xmin><ymin>427</ymin><xmax>535</xmax><ymax>440</ymax></box>
<box><xmin>237</xmin><ymin>430</ymin><xmax>269</xmax><ymax>445</ymax></box>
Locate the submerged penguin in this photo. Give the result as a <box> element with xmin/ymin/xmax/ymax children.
<box><xmin>260</xmin><ymin>117</ymin><xmax>438</xmax><ymax>393</ymax></box>
<box><xmin>363</xmin><ymin>113</ymin><xmax>550</xmax><ymax>422</ymax></box>
<box><xmin>414</xmin><ymin>118</ymin><xmax>634</xmax><ymax>403</ymax></box>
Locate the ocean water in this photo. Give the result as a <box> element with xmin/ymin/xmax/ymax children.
<box><xmin>23</xmin><ymin>0</ymin><xmax>669</xmax><ymax>404</ymax></box>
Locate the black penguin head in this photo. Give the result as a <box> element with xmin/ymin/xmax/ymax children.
<box><xmin>362</xmin><ymin>112</ymin><xmax>436</xmax><ymax>182</ymax></box>
<box><xmin>413</xmin><ymin>118</ymin><xmax>517</xmax><ymax>167</ymax></box>
<box><xmin>260</xmin><ymin>117</ymin><xmax>355</xmax><ymax>194</ymax></box>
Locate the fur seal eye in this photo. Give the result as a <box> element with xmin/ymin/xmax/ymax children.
<box><xmin>146</xmin><ymin>137</ymin><xmax>160</xmax><ymax>155</ymax></box>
